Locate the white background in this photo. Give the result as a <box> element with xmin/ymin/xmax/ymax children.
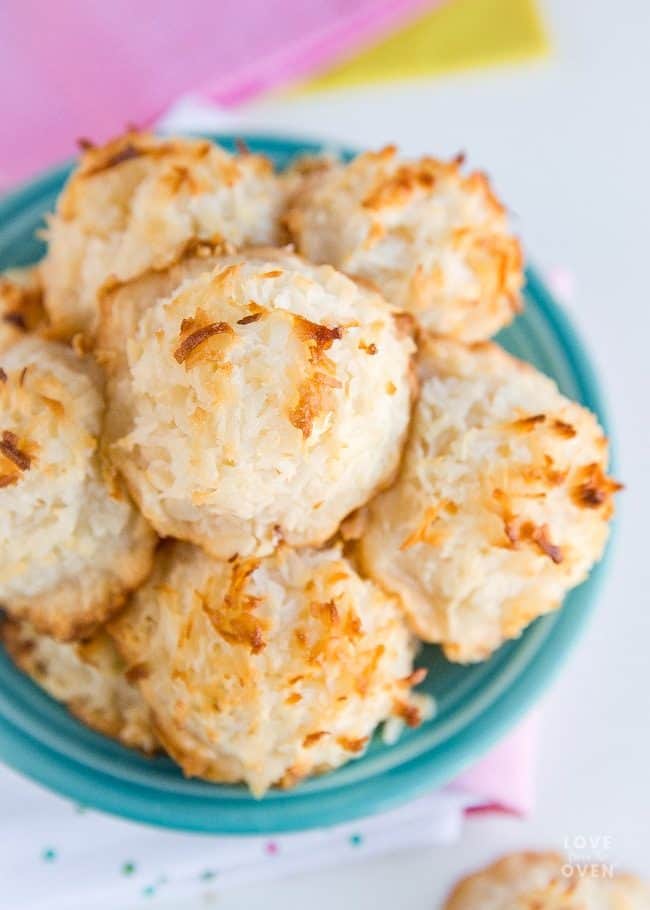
<box><xmin>152</xmin><ymin>0</ymin><xmax>649</xmax><ymax>905</ymax></box>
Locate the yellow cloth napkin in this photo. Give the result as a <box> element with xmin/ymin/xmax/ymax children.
<box><xmin>304</xmin><ymin>0</ymin><xmax>549</xmax><ymax>91</ymax></box>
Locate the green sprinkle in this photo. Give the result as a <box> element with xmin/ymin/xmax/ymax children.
<box><xmin>200</xmin><ymin>869</ymin><xmax>218</xmax><ymax>881</ymax></box>
<box><xmin>121</xmin><ymin>861</ymin><xmax>136</xmax><ymax>876</ymax></box>
<box><xmin>349</xmin><ymin>833</ymin><xmax>363</xmax><ymax>847</ymax></box>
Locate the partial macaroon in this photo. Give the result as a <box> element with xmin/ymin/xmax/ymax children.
<box><xmin>0</xmin><ymin>265</ymin><xmax>48</xmax><ymax>352</ymax></box>
<box><xmin>284</xmin><ymin>145</ymin><xmax>523</xmax><ymax>342</ymax></box>
<box><xmin>98</xmin><ymin>248</ymin><xmax>415</xmax><ymax>559</ymax></box>
<box><xmin>443</xmin><ymin>851</ymin><xmax>650</xmax><ymax>910</ymax></box>
<box><xmin>354</xmin><ymin>338</ymin><xmax>620</xmax><ymax>663</ymax></box>
<box><xmin>42</xmin><ymin>131</ymin><xmax>286</xmax><ymax>339</ymax></box>
<box><xmin>1</xmin><ymin>619</ymin><xmax>158</xmax><ymax>754</ymax></box>
<box><xmin>0</xmin><ymin>337</ymin><xmax>156</xmax><ymax>640</ymax></box>
<box><xmin>110</xmin><ymin>542</ymin><xmax>428</xmax><ymax>796</ymax></box>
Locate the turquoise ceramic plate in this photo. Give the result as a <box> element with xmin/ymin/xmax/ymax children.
<box><xmin>0</xmin><ymin>135</ymin><xmax>613</xmax><ymax>833</ymax></box>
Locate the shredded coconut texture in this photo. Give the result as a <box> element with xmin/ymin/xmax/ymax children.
<box><xmin>0</xmin><ymin>337</ymin><xmax>156</xmax><ymax>640</ymax></box>
<box><xmin>285</xmin><ymin>146</ymin><xmax>523</xmax><ymax>341</ymax></box>
<box><xmin>1</xmin><ymin>619</ymin><xmax>158</xmax><ymax>753</ymax></box>
<box><xmin>99</xmin><ymin>248</ymin><xmax>414</xmax><ymax>558</ymax></box>
<box><xmin>110</xmin><ymin>542</ymin><xmax>424</xmax><ymax>795</ymax></box>
<box><xmin>43</xmin><ymin>131</ymin><xmax>287</xmax><ymax>338</ymax></box>
<box><xmin>357</xmin><ymin>338</ymin><xmax>619</xmax><ymax>663</ymax></box>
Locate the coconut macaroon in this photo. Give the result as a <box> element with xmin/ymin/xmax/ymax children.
<box><xmin>444</xmin><ymin>851</ymin><xmax>650</xmax><ymax>910</ymax></box>
<box><xmin>99</xmin><ymin>248</ymin><xmax>414</xmax><ymax>559</ymax></box>
<box><xmin>355</xmin><ymin>338</ymin><xmax>619</xmax><ymax>663</ymax></box>
<box><xmin>42</xmin><ymin>130</ymin><xmax>286</xmax><ymax>339</ymax></box>
<box><xmin>1</xmin><ymin>619</ymin><xmax>158</xmax><ymax>753</ymax></box>
<box><xmin>110</xmin><ymin>542</ymin><xmax>426</xmax><ymax>795</ymax></box>
<box><xmin>0</xmin><ymin>337</ymin><xmax>156</xmax><ymax>640</ymax></box>
<box><xmin>0</xmin><ymin>265</ymin><xmax>48</xmax><ymax>352</ymax></box>
<box><xmin>284</xmin><ymin>145</ymin><xmax>523</xmax><ymax>341</ymax></box>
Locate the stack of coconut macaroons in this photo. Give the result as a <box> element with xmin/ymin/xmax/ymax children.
<box><xmin>0</xmin><ymin>132</ymin><xmax>619</xmax><ymax>795</ymax></box>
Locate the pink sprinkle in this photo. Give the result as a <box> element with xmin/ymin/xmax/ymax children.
<box><xmin>265</xmin><ymin>841</ymin><xmax>279</xmax><ymax>856</ymax></box>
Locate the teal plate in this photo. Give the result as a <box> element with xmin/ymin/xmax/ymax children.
<box><xmin>0</xmin><ymin>134</ymin><xmax>613</xmax><ymax>833</ymax></box>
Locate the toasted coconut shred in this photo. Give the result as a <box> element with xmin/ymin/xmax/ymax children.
<box><xmin>0</xmin><ymin>430</ymin><xmax>33</xmax><ymax>471</ymax></box>
<box><xmin>173</xmin><ymin>318</ymin><xmax>234</xmax><ymax>365</ymax></box>
<box><xmin>358</xmin><ymin>338</ymin><xmax>619</xmax><ymax>663</ymax></box>
<box><xmin>0</xmin><ymin>265</ymin><xmax>48</xmax><ymax>353</ymax></box>
<box><xmin>110</xmin><ymin>542</ymin><xmax>427</xmax><ymax>795</ymax></box>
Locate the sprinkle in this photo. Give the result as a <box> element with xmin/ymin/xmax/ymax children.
<box><xmin>143</xmin><ymin>877</ymin><xmax>166</xmax><ymax>897</ymax></box>
<box><xmin>349</xmin><ymin>833</ymin><xmax>363</xmax><ymax>847</ymax></box>
<box><xmin>199</xmin><ymin>869</ymin><xmax>218</xmax><ymax>881</ymax></box>
<box><xmin>121</xmin><ymin>861</ymin><xmax>136</xmax><ymax>876</ymax></box>
<box><xmin>41</xmin><ymin>848</ymin><xmax>57</xmax><ymax>862</ymax></box>
<box><xmin>265</xmin><ymin>841</ymin><xmax>279</xmax><ymax>856</ymax></box>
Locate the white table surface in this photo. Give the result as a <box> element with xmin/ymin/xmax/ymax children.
<box><xmin>137</xmin><ymin>0</ymin><xmax>650</xmax><ymax>905</ymax></box>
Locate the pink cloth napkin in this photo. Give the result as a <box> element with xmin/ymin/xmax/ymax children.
<box><xmin>0</xmin><ymin>0</ymin><xmax>437</xmax><ymax>185</ymax></box>
<box><xmin>455</xmin><ymin>713</ymin><xmax>538</xmax><ymax>814</ymax></box>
